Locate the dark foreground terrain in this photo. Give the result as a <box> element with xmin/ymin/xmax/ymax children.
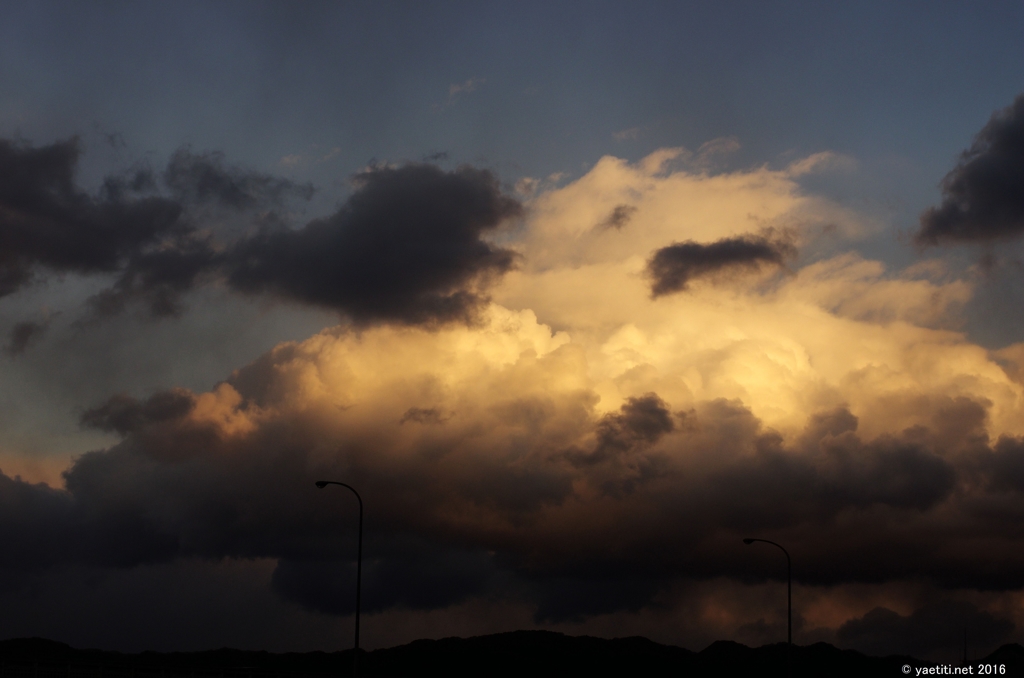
<box><xmin>1</xmin><ymin>632</ymin><xmax>1022</xmax><ymax>677</ymax></box>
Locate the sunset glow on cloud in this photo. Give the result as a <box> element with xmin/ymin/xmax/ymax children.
<box><xmin>3</xmin><ymin>2</ymin><xmax>1024</xmax><ymax>663</ymax></box>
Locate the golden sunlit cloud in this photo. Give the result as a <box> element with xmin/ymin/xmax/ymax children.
<box><xmin>8</xmin><ymin>148</ymin><xmax>1024</xmax><ymax>654</ymax></box>
<box><xmin>493</xmin><ymin>150</ymin><xmax>1019</xmax><ymax>438</ymax></box>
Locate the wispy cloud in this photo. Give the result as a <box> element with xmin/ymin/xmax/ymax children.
<box><xmin>448</xmin><ymin>77</ymin><xmax>485</xmax><ymax>102</ymax></box>
<box><xmin>278</xmin><ymin>146</ymin><xmax>342</xmax><ymax>168</ymax></box>
<box><xmin>786</xmin><ymin>150</ymin><xmax>857</xmax><ymax>177</ymax></box>
<box><xmin>613</xmin><ymin>126</ymin><xmax>641</xmax><ymax>142</ymax></box>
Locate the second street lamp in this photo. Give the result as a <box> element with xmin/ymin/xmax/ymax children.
<box><xmin>316</xmin><ymin>480</ymin><xmax>363</xmax><ymax>678</ymax></box>
<box><xmin>743</xmin><ymin>537</ymin><xmax>792</xmax><ymax>677</ymax></box>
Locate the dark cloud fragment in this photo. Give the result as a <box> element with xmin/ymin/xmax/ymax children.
<box><xmin>600</xmin><ymin>393</ymin><xmax>675</xmax><ymax>446</ymax></box>
<box><xmin>0</xmin><ymin>136</ymin><xmax>521</xmax><ymax>327</ymax></box>
<box><xmin>99</xmin><ymin>167</ymin><xmax>158</xmax><ymax>202</ymax></box>
<box><xmin>564</xmin><ymin>394</ymin><xmax>675</xmax><ymax>497</ymax></box>
<box><xmin>600</xmin><ymin>204</ymin><xmax>637</xmax><ymax>230</ymax></box>
<box><xmin>76</xmin><ymin>149</ymin><xmax>314</xmax><ymax>318</ymax></box>
<box><xmin>226</xmin><ymin>164</ymin><xmax>521</xmax><ymax>325</ymax></box>
<box><xmin>80</xmin><ymin>388</ymin><xmax>196</xmax><ymax>436</ymax></box>
<box><xmin>164</xmin><ymin>149</ymin><xmax>314</xmax><ymax>209</ymax></box>
<box><xmin>917</xmin><ymin>94</ymin><xmax>1024</xmax><ymax>245</ymax></box>
<box><xmin>646</xmin><ymin>233</ymin><xmax>795</xmax><ymax>297</ymax></box>
<box><xmin>4</xmin><ymin>319</ymin><xmax>49</xmax><ymax>356</ymax></box>
<box><xmin>571</xmin><ymin>393</ymin><xmax>674</xmax><ymax>466</ymax></box>
<box><xmin>0</xmin><ymin>138</ymin><xmax>184</xmax><ymax>298</ymax></box>
<box><xmin>400</xmin><ymin>407</ymin><xmax>450</xmax><ymax>425</ymax></box>
<box><xmin>83</xmin><ymin>237</ymin><xmax>223</xmax><ymax>319</ymax></box>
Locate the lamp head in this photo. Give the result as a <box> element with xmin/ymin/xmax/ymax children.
<box><xmin>315</xmin><ymin>481</ymin><xmax>328</xmax><ymax>489</ymax></box>
<box><xmin>743</xmin><ymin>538</ymin><xmax>755</xmax><ymax>545</ymax></box>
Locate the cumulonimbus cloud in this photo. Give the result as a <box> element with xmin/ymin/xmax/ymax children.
<box><xmin>0</xmin><ymin>302</ymin><xmax>1009</xmax><ymax>623</ymax></box>
<box><xmin>916</xmin><ymin>93</ymin><xmax>1024</xmax><ymax>245</ymax></box>
<box><xmin>4</xmin><ymin>146</ymin><xmax>1024</xmax><ymax>647</ymax></box>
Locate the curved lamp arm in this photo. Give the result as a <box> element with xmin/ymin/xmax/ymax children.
<box><xmin>743</xmin><ymin>537</ymin><xmax>792</xmax><ymax>652</ymax></box>
<box><xmin>317</xmin><ymin>480</ymin><xmax>364</xmax><ymax>677</ymax></box>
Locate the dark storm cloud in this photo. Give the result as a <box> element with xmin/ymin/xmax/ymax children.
<box><xmin>917</xmin><ymin>94</ymin><xmax>1024</xmax><ymax>245</ymax></box>
<box><xmin>5</xmin><ymin>366</ymin><xmax>1024</xmax><ymax>621</ymax></box>
<box><xmin>0</xmin><ymin>138</ymin><xmax>289</xmax><ymax>319</ymax></box>
<box><xmin>0</xmin><ymin>473</ymin><xmax>78</xmax><ymax>571</ymax></box>
<box><xmin>80</xmin><ymin>148</ymin><xmax>315</xmax><ymax>319</ymax></box>
<box><xmin>836</xmin><ymin>600</ymin><xmax>1013</xmax><ymax>659</ymax></box>
<box><xmin>225</xmin><ymin>164</ymin><xmax>521</xmax><ymax>325</ymax></box>
<box><xmin>0</xmin><ymin>137</ymin><xmax>522</xmax><ymax>326</ymax></box>
<box><xmin>566</xmin><ymin>394</ymin><xmax>675</xmax><ymax>496</ymax></box>
<box><xmin>706</xmin><ymin>427</ymin><xmax>956</xmax><ymax>531</ymax></box>
<box><xmin>982</xmin><ymin>435</ymin><xmax>1024</xmax><ymax>493</ymax></box>
<box><xmin>646</xmin><ymin>233</ymin><xmax>795</xmax><ymax>297</ymax></box>
<box><xmin>2</xmin><ymin>319</ymin><xmax>1015</xmax><ymax>622</ymax></box>
<box><xmin>571</xmin><ymin>393</ymin><xmax>675</xmax><ymax>466</ymax></box>
<box><xmin>0</xmin><ymin>138</ymin><xmax>183</xmax><ymax>297</ymax></box>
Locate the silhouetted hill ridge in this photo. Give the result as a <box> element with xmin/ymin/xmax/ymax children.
<box><xmin>2</xmin><ymin>633</ymin><xmax>1021</xmax><ymax>677</ymax></box>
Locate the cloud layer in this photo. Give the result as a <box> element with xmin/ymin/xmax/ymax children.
<box><xmin>3</xmin><ymin>144</ymin><xmax>1024</xmax><ymax>656</ymax></box>
<box><xmin>0</xmin><ymin>302</ymin><xmax>1020</xmax><ymax>628</ymax></box>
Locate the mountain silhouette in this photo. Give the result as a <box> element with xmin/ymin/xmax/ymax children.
<box><xmin>2</xmin><ymin>631</ymin><xmax>1020</xmax><ymax>677</ymax></box>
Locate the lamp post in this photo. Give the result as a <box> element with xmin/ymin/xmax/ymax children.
<box><xmin>316</xmin><ymin>480</ymin><xmax>363</xmax><ymax>678</ymax></box>
<box><xmin>743</xmin><ymin>538</ymin><xmax>791</xmax><ymax>676</ymax></box>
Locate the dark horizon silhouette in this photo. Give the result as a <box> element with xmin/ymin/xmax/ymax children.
<box><xmin>5</xmin><ymin>631</ymin><xmax>1019</xmax><ymax>678</ymax></box>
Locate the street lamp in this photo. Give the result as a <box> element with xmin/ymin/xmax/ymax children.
<box><xmin>316</xmin><ymin>480</ymin><xmax>363</xmax><ymax>678</ymax></box>
<box><xmin>743</xmin><ymin>538</ymin><xmax>791</xmax><ymax>676</ymax></box>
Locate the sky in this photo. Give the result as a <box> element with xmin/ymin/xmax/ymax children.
<box><xmin>2</xmin><ymin>0</ymin><xmax>1024</xmax><ymax>663</ymax></box>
